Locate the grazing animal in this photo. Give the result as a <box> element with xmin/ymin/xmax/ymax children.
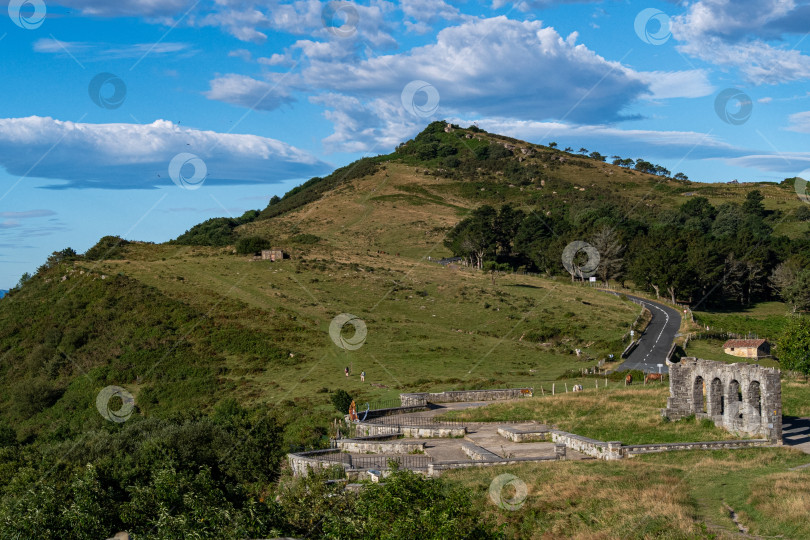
<box><xmin>644</xmin><ymin>373</ymin><xmax>663</xmax><ymax>384</ymax></box>
<box><xmin>625</xmin><ymin>374</ymin><xmax>633</xmax><ymax>386</ymax></box>
<box><xmin>573</xmin><ymin>384</ymin><xmax>583</xmax><ymax>392</ymax></box>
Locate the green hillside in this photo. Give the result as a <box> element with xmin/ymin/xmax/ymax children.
<box><xmin>1</xmin><ymin>121</ymin><xmax>809</xmax><ymax>538</ymax></box>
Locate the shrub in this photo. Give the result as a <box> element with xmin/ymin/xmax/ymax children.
<box><xmin>331</xmin><ymin>390</ymin><xmax>353</xmax><ymax>414</ymax></box>
<box><xmin>236</xmin><ymin>236</ymin><xmax>272</xmax><ymax>255</ymax></box>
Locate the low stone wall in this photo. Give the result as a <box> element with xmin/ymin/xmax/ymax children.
<box><xmin>355</xmin><ymin>423</ymin><xmax>466</xmax><ymax>438</ymax></box>
<box><xmin>624</xmin><ymin>439</ymin><xmax>770</xmax><ymax>456</ymax></box>
<box><xmin>400</xmin><ymin>388</ymin><xmax>532</xmax><ymax>407</ymax></box>
<box><xmin>336</xmin><ymin>439</ymin><xmax>426</xmax><ymax>454</ymax></box>
<box><xmin>549</xmin><ymin>430</ymin><xmax>771</xmax><ymax>460</ymax></box>
<box><xmin>461</xmin><ymin>442</ymin><xmax>501</xmax><ymax>461</ymax></box>
<box><xmin>550</xmin><ymin>431</ymin><xmax>623</xmax><ymax>460</ymax></box>
<box><xmin>288</xmin><ymin>450</ymin><xmax>347</xmax><ymax>477</ymax></box>
<box><xmin>428</xmin><ymin>448</ymin><xmax>565</xmax><ymax>477</ymax></box>
<box><xmin>498</xmin><ymin>426</ymin><xmax>549</xmax><ymax>442</ymax></box>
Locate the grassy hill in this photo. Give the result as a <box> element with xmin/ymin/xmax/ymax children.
<box><xmin>2</xmin><ymin>120</ymin><xmax>807</xmax><ymax>442</ymax></box>
<box><xmin>1</xmin><ymin>121</ymin><xmax>809</xmax><ymax>538</ymax></box>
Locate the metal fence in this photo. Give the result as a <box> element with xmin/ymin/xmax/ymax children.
<box><xmin>363</xmin><ymin>415</ymin><xmax>464</xmax><ymax>428</ymax></box>
<box><xmin>347</xmin><ymin>454</ymin><xmax>432</xmax><ymax>470</ymax></box>
<box><xmin>365</xmin><ymin>398</ymin><xmax>405</xmax><ymax>411</ymax></box>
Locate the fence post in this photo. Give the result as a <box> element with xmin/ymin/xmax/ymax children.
<box><xmin>552</xmin><ymin>383</ymin><xmax>555</xmax><ymax>396</ymax></box>
<box><xmin>565</xmin><ymin>383</ymin><xmax>568</xmax><ymax>393</ymax></box>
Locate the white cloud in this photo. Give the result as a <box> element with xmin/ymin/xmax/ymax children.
<box><xmin>634</xmin><ymin>70</ymin><xmax>714</xmax><ymax>100</ymax></box>
<box><xmin>0</xmin><ymin>117</ymin><xmax>330</xmax><ymax>189</ymax></box>
<box><xmin>671</xmin><ymin>0</ymin><xmax>810</xmax><ymax>84</ymax></box>
<box><xmin>204</xmin><ymin>74</ymin><xmax>296</xmax><ymax>111</ymax></box>
<box><xmin>758</xmin><ymin>97</ymin><xmax>773</xmax><ymax>103</ymax></box>
<box><xmin>787</xmin><ymin>111</ymin><xmax>810</xmax><ymax>132</ymax></box>
<box><xmin>399</xmin><ymin>0</ymin><xmax>467</xmax><ymax>34</ymax></box>
<box><xmin>302</xmin><ymin>17</ymin><xmax>648</xmax><ymax>123</ymax></box>
<box><xmin>455</xmin><ymin>117</ymin><xmax>745</xmax><ymax>159</ymax></box>
<box><xmin>33</xmin><ymin>39</ymin><xmax>195</xmax><ymax>60</ymax></box>
<box><xmin>57</xmin><ymin>0</ymin><xmax>193</xmax><ymax>17</ymax></box>
<box><xmin>724</xmin><ymin>153</ymin><xmax>810</xmax><ymax>173</ymax></box>
<box><xmin>0</xmin><ymin>210</ymin><xmax>57</xmax><ymax>219</ymax></box>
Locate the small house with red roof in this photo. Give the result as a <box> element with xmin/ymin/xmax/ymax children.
<box><xmin>723</xmin><ymin>339</ymin><xmax>770</xmax><ymax>359</ymax></box>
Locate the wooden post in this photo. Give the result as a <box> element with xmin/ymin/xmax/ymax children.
<box><xmin>595</xmin><ymin>380</ymin><xmax>598</xmax><ymax>389</ymax></box>
<box><xmin>552</xmin><ymin>383</ymin><xmax>555</xmax><ymax>396</ymax></box>
<box><xmin>565</xmin><ymin>383</ymin><xmax>568</xmax><ymax>393</ymax></box>
<box><xmin>541</xmin><ymin>386</ymin><xmax>545</xmax><ymax>396</ymax></box>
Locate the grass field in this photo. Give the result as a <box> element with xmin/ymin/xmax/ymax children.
<box><xmin>445</xmin><ymin>447</ymin><xmax>810</xmax><ymax>539</ymax></box>
<box><xmin>85</xmin><ymin>242</ymin><xmax>641</xmax><ymax>411</ymax></box>
<box><xmin>443</xmin><ymin>386</ymin><xmax>744</xmax><ymax>444</ymax></box>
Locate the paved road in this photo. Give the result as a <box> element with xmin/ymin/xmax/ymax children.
<box><xmin>611</xmin><ymin>293</ymin><xmax>682</xmax><ymax>374</ymax></box>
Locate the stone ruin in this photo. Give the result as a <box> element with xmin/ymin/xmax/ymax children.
<box><xmin>663</xmin><ymin>357</ymin><xmax>782</xmax><ymax>443</ymax></box>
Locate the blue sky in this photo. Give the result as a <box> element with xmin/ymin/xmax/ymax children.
<box><xmin>1</xmin><ymin>0</ymin><xmax>810</xmax><ymax>288</ymax></box>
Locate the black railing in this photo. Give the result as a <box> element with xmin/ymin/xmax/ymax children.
<box><xmin>362</xmin><ymin>415</ymin><xmax>464</xmax><ymax>428</ymax></box>
<box><xmin>365</xmin><ymin>399</ymin><xmax>406</xmax><ymax>411</ymax></box>
<box><xmin>348</xmin><ymin>455</ymin><xmax>432</xmax><ymax>470</ymax></box>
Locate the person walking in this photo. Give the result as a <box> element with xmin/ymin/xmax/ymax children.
<box><xmin>360</xmin><ymin>371</ymin><xmax>365</xmax><ymax>382</ymax></box>
<box><xmin>344</xmin><ymin>366</ymin><xmax>349</xmax><ymax>377</ymax></box>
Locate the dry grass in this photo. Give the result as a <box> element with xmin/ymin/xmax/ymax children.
<box><xmin>445</xmin><ymin>460</ymin><xmax>711</xmax><ymax>539</ymax></box>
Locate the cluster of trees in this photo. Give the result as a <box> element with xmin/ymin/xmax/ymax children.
<box><xmin>0</xmin><ymin>401</ymin><xmax>498</xmax><ymax>539</ymax></box>
<box><xmin>445</xmin><ymin>191</ymin><xmax>810</xmax><ymax>309</ymax></box>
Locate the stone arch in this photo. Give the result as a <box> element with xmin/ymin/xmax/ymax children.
<box><xmin>728</xmin><ymin>379</ymin><xmax>743</xmax><ymax>419</ymax></box>
<box><xmin>708</xmin><ymin>377</ymin><xmax>724</xmax><ymax>417</ymax></box>
<box><xmin>692</xmin><ymin>375</ymin><xmax>705</xmax><ymax>414</ymax></box>
<box><xmin>747</xmin><ymin>380</ymin><xmax>762</xmax><ymax>417</ymax></box>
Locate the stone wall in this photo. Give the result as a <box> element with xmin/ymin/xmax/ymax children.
<box><xmin>549</xmin><ymin>429</ymin><xmax>771</xmax><ymax>460</ymax></box>
<box><xmin>355</xmin><ymin>422</ymin><xmax>466</xmax><ymax>438</ymax></box>
<box><xmin>550</xmin><ymin>431</ymin><xmax>623</xmax><ymax>460</ymax></box>
<box><xmin>288</xmin><ymin>450</ymin><xmax>347</xmax><ymax>477</ymax></box>
<box><xmin>663</xmin><ymin>357</ymin><xmax>782</xmax><ymax>443</ymax></box>
<box><xmin>400</xmin><ymin>388</ymin><xmax>532</xmax><ymax>406</ymax></box>
<box><xmin>336</xmin><ymin>439</ymin><xmax>426</xmax><ymax>454</ymax></box>
<box><xmin>460</xmin><ymin>442</ymin><xmax>501</xmax><ymax>461</ymax></box>
<box><xmin>623</xmin><ymin>439</ymin><xmax>770</xmax><ymax>456</ymax></box>
<box><xmin>498</xmin><ymin>426</ymin><xmax>549</xmax><ymax>442</ymax></box>
<box><xmin>428</xmin><ymin>448</ymin><xmax>565</xmax><ymax>477</ymax></box>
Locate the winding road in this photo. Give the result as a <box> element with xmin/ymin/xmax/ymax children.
<box><xmin>608</xmin><ymin>293</ymin><xmax>682</xmax><ymax>374</ymax></box>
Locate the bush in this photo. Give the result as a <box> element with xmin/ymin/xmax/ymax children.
<box><xmin>331</xmin><ymin>390</ymin><xmax>353</xmax><ymax>414</ymax></box>
<box><xmin>291</xmin><ymin>234</ymin><xmax>320</xmax><ymax>245</ymax></box>
<box><xmin>236</xmin><ymin>236</ymin><xmax>272</xmax><ymax>255</ymax></box>
<box><xmin>84</xmin><ymin>236</ymin><xmax>130</xmax><ymax>260</ymax></box>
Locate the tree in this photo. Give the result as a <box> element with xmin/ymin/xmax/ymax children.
<box><xmin>578</xmin><ymin>147</ymin><xmax>588</xmax><ymax>155</ymax></box>
<box><xmin>742</xmin><ymin>190</ymin><xmax>765</xmax><ymax>217</ymax></box>
<box><xmin>236</xmin><ymin>236</ymin><xmax>272</xmax><ymax>254</ymax></box>
<box><xmin>548</xmin><ymin>141</ymin><xmax>558</xmax><ymax>148</ymax></box>
<box><xmin>777</xmin><ymin>317</ymin><xmax>810</xmax><ymax>378</ymax></box>
<box><xmin>771</xmin><ymin>261</ymin><xmax>810</xmax><ymax>312</ymax></box>
<box><xmin>330</xmin><ymin>390</ymin><xmax>353</xmax><ymax>414</ymax></box>
<box><xmin>674</xmin><ymin>172</ymin><xmax>689</xmax><ymax>181</ymax></box>
<box><xmin>493</xmin><ymin>204</ymin><xmax>524</xmax><ymax>256</ymax></box>
<box><xmin>590</xmin><ymin>225</ymin><xmax>624</xmax><ymax>285</ymax></box>
<box><xmin>443</xmin><ymin>206</ymin><xmax>498</xmax><ymax>268</ymax></box>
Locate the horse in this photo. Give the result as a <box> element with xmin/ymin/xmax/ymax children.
<box><xmin>625</xmin><ymin>374</ymin><xmax>633</xmax><ymax>386</ymax></box>
<box><xmin>572</xmin><ymin>384</ymin><xmax>583</xmax><ymax>392</ymax></box>
<box><xmin>644</xmin><ymin>373</ymin><xmax>663</xmax><ymax>385</ymax></box>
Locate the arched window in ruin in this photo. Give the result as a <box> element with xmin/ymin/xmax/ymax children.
<box><xmin>692</xmin><ymin>376</ymin><xmax>705</xmax><ymax>413</ymax></box>
<box><xmin>708</xmin><ymin>378</ymin><xmax>723</xmax><ymax>416</ymax></box>
<box><xmin>729</xmin><ymin>379</ymin><xmax>743</xmax><ymax>419</ymax></box>
<box><xmin>747</xmin><ymin>381</ymin><xmax>762</xmax><ymax>417</ymax></box>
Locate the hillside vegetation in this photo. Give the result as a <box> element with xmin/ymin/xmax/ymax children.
<box><xmin>1</xmin><ymin>121</ymin><xmax>808</xmax><ymax>538</ymax></box>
